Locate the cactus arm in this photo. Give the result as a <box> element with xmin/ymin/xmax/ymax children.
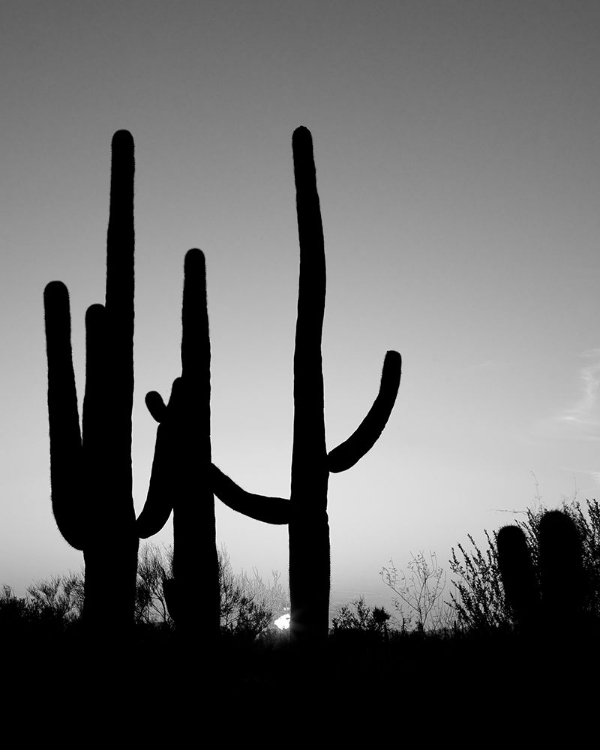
<box><xmin>43</xmin><ymin>281</ymin><xmax>86</xmax><ymax>550</ymax></box>
<box><xmin>136</xmin><ymin>249</ymin><xmax>213</xmax><ymax>539</ymax></box>
<box><xmin>211</xmin><ymin>464</ymin><xmax>291</xmax><ymax>524</ymax></box>
<box><xmin>145</xmin><ymin>391</ymin><xmax>167</xmax><ymax>422</ymax></box>
<box><xmin>136</xmin><ymin>380</ymin><xmax>182</xmax><ymax>538</ymax></box>
<box><xmin>327</xmin><ymin>350</ymin><xmax>401</xmax><ymax>473</ymax></box>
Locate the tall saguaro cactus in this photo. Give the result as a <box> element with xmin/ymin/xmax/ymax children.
<box><xmin>137</xmin><ymin>249</ymin><xmax>289</xmax><ymax>640</ymax></box>
<box><xmin>213</xmin><ymin>127</ymin><xmax>401</xmax><ymax>644</ymax></box>
<box><xmin>44</xmin><ymin>130</ymin><xmax>138</xmax><ymax>632</ymax></box>
<box><xmin>136</xmin><ymin>249</ymin><xmax>219</xmax><ymax>641</ymax></box>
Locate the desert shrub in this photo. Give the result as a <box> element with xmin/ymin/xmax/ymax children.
<box><xmin>0</xmin><ymin>578</ymin><xmax>83</xmax><ymax>640</ymax></box>
<box><xmin>27</xmin><ymin>572</ymin><xmax>85</xmax><ymax>624</ymax></box>
<box><xmin>134</xmin><ymin>542</ymin><xmax>289</xmax><ymax>638</ymax></box>
<box><xmin>0</xmin><ymin>585</ymin><xmax>33</xmax><ymax>628</ymax></box>
<box><xmin>331</xmin><ymin>596</ymin><xmax>391</xmax><ymax>637</ymax></box>
<box><xmin>1</xmin><ymin>544</ymin><xmax>289</xmax><ymax>640</ymax></box>
<box><xmin>449</xmin><ymin>530</ymin><xmax>508</xmax><ymax>631</ymax></box>
<box><xmin>219</xmin><ymin>549</ymin><xmax>288</xmax><ymax>639</ymax></box>
<box><xmin>381</xmin><ymin>551</ymin><xmax>456</xmax><ymax>633</ymax></box>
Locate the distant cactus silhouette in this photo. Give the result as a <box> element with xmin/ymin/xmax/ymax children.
<box><xmin>44</xmin><ymin>130</ymin><xmax>138</xmax><ymax>633</ymax></box>
<box><xmin>539</xmin><ymin>510</ymin><xmax>586</xmax><ymax>628</ymax></box>
<box><xmin>212</xmin><ymin>127</ymin><xmax>401</xmax><ymax>644</ymax></box>
<box><xmin>497</xmin><ymin>524</ymin><xmax>540</xmax><ymax>631</ymax></box>
<box><xmin>498</xmin><ymin>509</ymin><xmax>586</xmax><ymax>636</ymax></box>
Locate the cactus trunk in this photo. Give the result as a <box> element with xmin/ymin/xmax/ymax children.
<box><xmin>44</xmin><ymin>131</ymin><xmax>139</xmax><ymax>633</ymax></box>
<box><xmin>138</xmin><ymin>250</ymin><xmax>219</xmax><ymax>642</ymax></box>
<box><xmin>211</xmin><ymin>128</ymin><xmax>401</xmax><ymax>647</ymax></box>
<box><xmin>289</xmin><ymin>127</ymin><xmax>330</xmax><ymax>644</ymax></box>
<box><xmin>287</xmin><ymin>129</ymin><xmax>401</xmax><ymax>644</ymax></box>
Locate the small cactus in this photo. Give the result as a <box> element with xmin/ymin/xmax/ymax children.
<box><xmin>497</xmin><ymin>524</ymin><xmax>540</xmax><ymax>632</ymax></box>
<box><xmin>498</xmin><ymin>509</ymin><xmax>586</xmax><ymax>637</ymax></box>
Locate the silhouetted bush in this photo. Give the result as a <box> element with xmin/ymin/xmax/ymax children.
<box><xmin>331</xmin><ymin>596</ymin><xmax>391</xmax><ymax>642</ymax></box>
<box><xmin>1</xmin><ymin>543</ymin><xmax>288</xmax><ymax>645</ymax></box>
<box><xmin>0</xmin><ymin>579</ymin><xmax>82</xmax><ymax>640</ymax></box>
<box><xmin>381</xmin><ymin>550</ymin><xmax>457</xmax><ymax>632</ymax></box>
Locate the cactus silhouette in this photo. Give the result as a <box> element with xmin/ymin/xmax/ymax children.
<box><xmin>137</xmin><ymin>250</ymin><xmax>290</xmax><ymax>639</ymax></box>
<box><xmin>212</xmin><ymin>127</ymin><xmax>401</xmax><ymax>644</ymax></box>
<box><xmin>497</xmin><ymin>523</ymin><xmax>540</xmax><ymax>631</ymax></box>
<box><xmin>136</xmin><ymin>249</ymin><xmax>219</xmax><ymax>641</ymax></box>
<box><xmin>44</xmin><ymin>131</ymin><xmax>196</xmax><ymax>637</ymax></box>
<box><xmin>498</xmin><ymin>509</ymin><xmax>586</xmax><ymax>636</ymax></box>
<box><xmin>44</xmin><ymin>130</ymin><xmax>138</xmax><ymax>634</ymax></box>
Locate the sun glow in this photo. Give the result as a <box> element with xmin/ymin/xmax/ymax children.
<box><xmin>274</xmin><ymin>613</ymin><xmax>291</xmax><ymax>630</ymax></box>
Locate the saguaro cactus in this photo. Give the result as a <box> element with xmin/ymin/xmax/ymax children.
<box><xmin>136</xmin><ymin>249</ymin><xmax>219</xmax><ymax>641</ymax></box>
<box><xmin>212</xmin><ymin>127</ymin><xmax>401</xmax><ymax>644</ymax></box>
<box><xmin>44</xmin><ymin>130</ymin><xmax>138</xmax><ymax>633</ymax></box>
<box><xmin>137</xmin><ymin>250</ymin><xmax>290</xmax><ymax>640</ymax></box>
<box><xmin>498</xmin><ymin>510</ymin><xmax>587</xmax><ymax>636</ymax></box>
<box><xmin>497</xmin><ymin>524</ymin><xmax>540</xmax><ymax>631</ymax></box>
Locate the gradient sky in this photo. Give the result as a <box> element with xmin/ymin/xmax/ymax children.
<box><xmin>1</xmin><ymin>1</ymin><xmax>600</xmax><ymax>618</ymax></box>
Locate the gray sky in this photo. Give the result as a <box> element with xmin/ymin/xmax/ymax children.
<box><xmin>1</xmin><ymin>0</ymin><xmax>600</xmax><ymax>614</ymax></box>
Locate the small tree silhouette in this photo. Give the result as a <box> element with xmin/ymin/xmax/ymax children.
<box><xmin>381</xmin><ymin>551</ymin><xmax>451</xmax><ymax>632</ymax></box>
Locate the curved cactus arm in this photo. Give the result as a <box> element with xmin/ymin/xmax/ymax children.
<box><xmin>136</xmin><ymin>380</ymin><xmax>184</xmax><ymax>538</ymax></box>
<box><xmin>211</xmin><ymin>464</ymin><xmax>290</xmax><ymax>524</ymax></box>
<box><xmin>137</xmin><ymin>249</ymin><xmax>211</xmax><ymax>539</ymax></box>
<box><xmin>145</xmin><ymin>390</ymin><xmax>168</xmax><ymax>422</ymax></box>
<box><xmin>327</xmin><ymin>350</ymin><xmax>401</xmax><ymax>473</ymax></box>
<box><xmin>43</xmin><ymin>281</ymin><xmax>86</xmax><ymax>550</ymax></box>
